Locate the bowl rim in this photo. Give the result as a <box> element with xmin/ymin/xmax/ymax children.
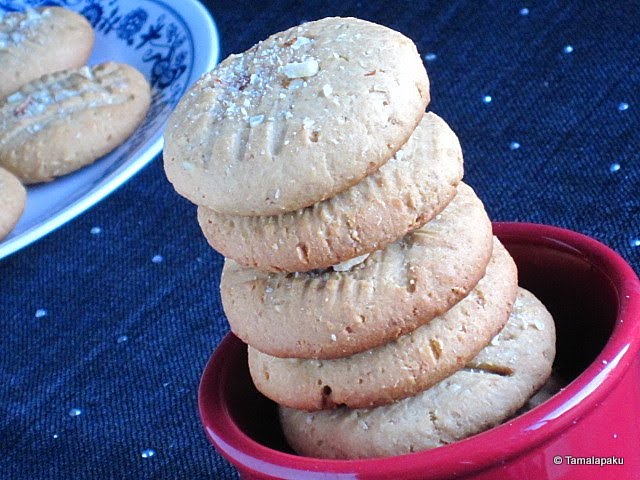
<box><xmin>199</xmin><ymin>222</ymin><xmax>640</xmax><ymax>478</ymax></box>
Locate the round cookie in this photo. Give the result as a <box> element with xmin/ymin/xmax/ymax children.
<box><xmin>248</xmin><ymin>238</ymin><xmax>518</xmax><ymax>410</ymax></box>
<box><xmin>198</xmin><ymin>112</ymin><xmax>463</xmax><ymax>272</ymax></box>
<box><xmin>221</xmin><ymin>183</ymin><xmax>493</xmax><ymax>360</ymax></box>
<box><xmin>0</xmin><ymin>167</ymin><xmax>26</xmax><ymax>240</ymax></box>
<box><xmin>164</xmin><ymin>17</ymin><xmax>429</xmax><ymax>216</ymax></box>
<box><xmin>0</xmin><ymin>7</ymin><xmax>94</xmax><ymax>98</ymax></box>
<box><xmin>279</xmin><ymin>288</ymin><xmax>556</xmax><ymax>459</ymax></box>
<box><xmin>0</xmin><ymin>62</ymin><xmax>151</xmax><ymax>184</ymax></box>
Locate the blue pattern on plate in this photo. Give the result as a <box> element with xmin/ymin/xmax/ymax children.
<box><xmin>0</xmin><ymin>1</ymin><xmax>191</xmax><ymax>86</ymax></box>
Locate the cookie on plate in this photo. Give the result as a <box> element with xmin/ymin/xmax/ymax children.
<box><xmin>165</xmin><ymin>17</ymin><xmax>429</xmax><ymax>216</ymax></box>
<box><xmin>249</xmin><ymin>238</ymin><xmax>518</xmax><ymax>410</ymax></box>
<box><xmin>221</xmin><ymin>183</ymin><xmax>493</xmax><ymax>360</ymax></box>
<box><xmin>0</xmin><ymin>7</ymin><xmax>94</xmax><ymax>98</ymax></box>
<box><xmin>279</xmin><ymin>288</ymin><xmax>555</xmax><ymax>458</ymax></box>
<box><xmin>198</xmin><ymin>112</ymin><xmax>463</xmax><ymax>272</ymax></box>
<box><xmin>0</xmin><ymin>62</ymin><xmax>151</xmax><ymax>184</ymax></box>
<box><xmin>0</xmin><ymin>166</ymin><xmax>26</xmax><ymax>240</ymax></box>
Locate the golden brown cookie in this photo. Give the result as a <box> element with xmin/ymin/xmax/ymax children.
<box><xmin>279</xmin><ymin>288</ymin><xmax>555</xmax><ymax>458</ymax></box>
<box><xmin>249</xmin><ymin>238</ymin><xmax>518</xmax><ymax>410</ymax></box>
<box><xmin>221</xmin><ymin>183</ymin><xmax>493</xmax><ymax>360</ymax></box>
<box><xmin>164</xmin><ymin>17</ymin><xmax>429</xmax><ymax>216</ymax></box>
<box><xmin>198</xmin><ymin>112</ymin><xmax>463</xmax><ymax>272</ymax></box>
<box><xmin>0</xmin><ymin>7</ymin><xmax>94</xmax><ymax>98</ymax></box>
<box><xmin>0</xmin><ymin>166</ymin><xmax>26</xmax><ymax>240</ymax></box>
<box><xmin>0</xmin><ymin>62</ymin><xmax>151</xmax><ymax>183</ymax></box>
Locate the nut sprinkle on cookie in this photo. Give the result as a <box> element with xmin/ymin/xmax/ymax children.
<box><xmin>165</xmin><ymin>17</ymin><xmax>429</xmax><ymax>216</ymax></box>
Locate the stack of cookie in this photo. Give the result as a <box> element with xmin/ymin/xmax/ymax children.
<box><xmin>164</xmin><ymin>17</ymin><xmax>556</xmax><ymax>459</ymax></box>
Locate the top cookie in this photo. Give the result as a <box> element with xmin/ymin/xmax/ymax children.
<box><xmin>0</xmin><ymin>7</ymin><xmax>94</xmax><ymax>98</ymax></box>
<box><xmin>164</xmin><ymin>17</ymin><xmax>429</xmax><ymax>216</ymax></box>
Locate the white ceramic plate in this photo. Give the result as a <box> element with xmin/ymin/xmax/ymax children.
<box><xmin>0</xmin><ymin>0</ymin><xmax>219</xmax><ymax>259</ymax></box>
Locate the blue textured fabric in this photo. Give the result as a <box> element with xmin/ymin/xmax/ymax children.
<box><xmin>1</xmin><ymin>1</ymin><xmax>638</xmax><ymax>478</ymax></box>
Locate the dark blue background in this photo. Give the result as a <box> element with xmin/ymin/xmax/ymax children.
<box><xmin>2</xmin><ymin>1</ymin><xmax>639</xmax><ymax>478</ymax></box>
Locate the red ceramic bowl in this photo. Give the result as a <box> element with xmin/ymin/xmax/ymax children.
<box><xmin>199</xmin><ymin>222</ymin><xmax>640</xmax><ymax>479</ymax></box>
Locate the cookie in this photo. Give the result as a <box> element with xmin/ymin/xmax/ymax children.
<box><xmin>198</xmin><ymin>112</ymin><xmax>463</xmax><ymax>272</ymax></box>
<box><xmin>0</xmin><ymin>62</ymin><xmax>151</xmax><ymax>184</ymax></box>
<box><xmin>248</xmin><ymin>238</ymin><xmax>518</xmax><ymax>410</ymax></box>
<box><xmin>0</xmin><ymin>167</ymin><xmax>26</xmax><ymax>240</ymax></box>
<box><xmin>0</xmin><ymin>7</ymin><xmax>94</xmax><ymax>98</ymax></box>
<box><xmin>279</xmin><ymin>288</ymin><xmax>555</xmax><ymax>459</ymax></box>
<box><xmin>221</xmin><ymin>183</ymin><xmax>493</xmax><ymax>360</ymax></box>
<box><xmin>519</xmin><ymin>372</ymin><xmax>564</xmax><ymax>413</ymax></box>
<box><xmin>164</xmin><ymin>17</ymin><xmax>429</xmax><ymax>216</ymax></box>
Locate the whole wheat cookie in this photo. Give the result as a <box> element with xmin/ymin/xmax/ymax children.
<box><xmin>248</xmin><ymin>238</ymin><xmax>518</xmax><ymax>410</ymax></box>
<box><xmin>0</xmin><ymin>62</ymin><xmax>151</xmax><ymax>184</ymax></box>
<box><xmin>0</xmin><ymin>167</ymin><xmax>26</xmax><ymax>240</ymax></box>
<box><xmin>198</xmin><ymin>112</ymin><xmax>463</xmax><ymax>272</ymax></box>
<box><xmin>221</xmin><ymin>183</ymin><xmax>493</xmax><ymax>360</ymax></box>
<box><xmin>0</xmin><ymin>7</ymin><xmax>94</xmax><ymax>99</ymax></box>
<box><xmin>279</xmin><ymin>288</ymin><xmax>555</xmax><ymax>458</ymax></box>
<box><xmin>164</xmin><ymin>17</ymin><xmax>429</xmax><ymax>216</ymax></box>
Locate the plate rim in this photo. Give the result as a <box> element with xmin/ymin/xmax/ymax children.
<box><xmin>0</xmin><ymin>0</ymin><xmax>220</xmax><ymax>260</ymax></box>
